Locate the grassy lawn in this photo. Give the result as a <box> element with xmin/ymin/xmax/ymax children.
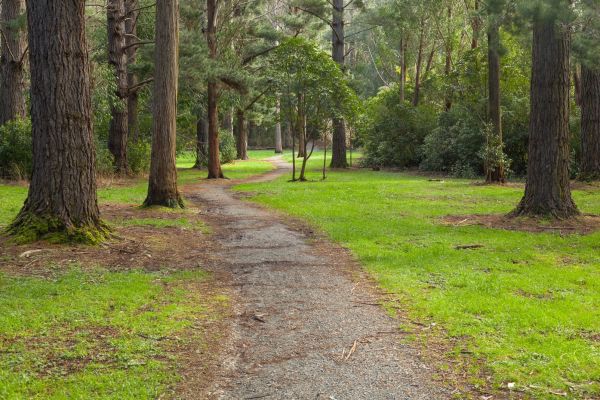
<box><xmin>0</xmin><ymin>267</ymin><xmax>226</xmax><ymax>399</ymax></box>
<box><xmin>236</xmin><ymin>167</ymin><xmax>600</xmax><ymax>398</ymax></box>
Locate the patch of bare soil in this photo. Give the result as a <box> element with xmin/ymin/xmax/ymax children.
<box><xmin>442</xmin><ymin>214</ymin><xmax>600</xmax><ymax>235</ymax></box>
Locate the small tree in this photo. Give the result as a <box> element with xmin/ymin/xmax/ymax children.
<box><xmin>271</xmin><ymin>38</ymin><xmax>359</xmax><ymax>181</ymax></box>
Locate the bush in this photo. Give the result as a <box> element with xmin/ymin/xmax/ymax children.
<box><xmin>220</xmin><ymin>129</ymin><xmax>236</xmax><ymax>164</ymax></box>
<box><xmin>0</xmin><ymin>119</ymin><xmax>33</xmax><ymax>180</ymax></box>
<box><xmin>359</xmin><ymin>85</ymin><xmax>437</xmax><ymax>168</ymax></box>
<box><xmin>128</xmin><ymin>139</ymin><xmax>151</xmax><ymax>174</ymax></box>
<box><xmin>95</xmin><ymin>142</ymin><xmax>115</xmax><ymax>176</ymax></box>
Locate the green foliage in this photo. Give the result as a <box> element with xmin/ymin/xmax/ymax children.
<box><xmin>359</xmin><ymin>86</ymin><xmax>437</xmax><ymax>167</ymax></box>
<box><xmin>128</xmin><ymin>140</ymin><xmax>152</xmax><ymax>175</ymax></box>
<box><xmin>219</xmin><ymin>129</ymin><xmax>237</xmax><ymax>164</ymax></box>
<box><xmin>238</xmin><ymin>168</ymin><xmax>600</xmax><ymax>399</ymax></box>
<box><xmin>479</xmin><ymin>124</ymin><xmax>512</xmax><ymax>179</ymax></box>
<box><xmin>0</xmin><ymin>119</ymin><xmax>32</xmax><ymax>180</ymax></box>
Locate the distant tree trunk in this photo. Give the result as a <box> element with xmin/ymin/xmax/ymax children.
<box><xmin>330</xmin><ymin>0</ymin><xmax>347</xmax><ymax>168</ymax></box>
<box><xmin>235</xmin><ymin>108</ymin><xmax>248</xmax><ymax>160</ymax></box>
<box><xmin>573</xmin><ymin>65</ymin><xmax>582</xmax><ymax>107</ymax></box>
<box><xmin>194</xmin><ymin>114</ymin><xmax>208</xmax><ymax>169</ymax></box>
<box><xmin>511</xmin><ymin>16</ymin><xmax>578</xmax><ymax>218</ymax></box>
<box><xmin>275</xmin><ymin>99</ymin><xmax>283</xmax><ymax>154</ymax></box>
<box><xmin>297</xmin><ymin>95</ymin><xmax>306</xmax><ymax>158</ymax></box>
<box><xmin>9</xmin><ymin>0</ymin><xmax>107</xmax><ymax>242</ymax></box>
<box><xmin>399</xmin><ymin>36</ymin><xmax>407</xmax><ymax>103</ymax></box>
<box><xmin>206</xmin><ymin>0</ymin><xmax>223</xmax><ymax>179</ymax></box>
<box><xmin>444</xmin><ymin>6</ymin><xmax>453</xmax><ymax>111</ymax></box>
<box><xmin>222</xmin><ymin>109</ymin><xmax>234</xmax><ymax>134</ymax></box>
<box><xmin>413</xmin><ymin>19</ymin><xmax>425</xmax><ymax>107</ymax></box>
<box><xmin>144</xmin><ymin>0</ymin><xmax>182</xmax><ymax>208</ymax></box>
<box><xmin>486</xmin><ymin>18</ymin><xmax>505</xmax><ymax>183</ymax></box>
<box><xmin>0</xmin><ymin>0</ymin><xmax>26</xmax><ymax>125</ymax></box>
<box><xmin>125</xmin><ymin>0</ymin><xmax>140</xmax><ymax>142</ymax></box>
<box><xmin>579</xmin><ymin>65</ymin><xmax>600</xmax><ymax>180</ymax></box>
<box><xmin>471</xmin><ymin>0</ymin><xmax>480</xmax><ymax>49</ymax></box>
<box><xmin>107</xmin><ymin>0</ymin><xmax>129</xmax><ymax>174</ymax></box>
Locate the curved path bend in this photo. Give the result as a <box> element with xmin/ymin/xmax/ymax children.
<box><xmin>185</xmin><ymin>157</ymin><xmax>450</xmax><ymax>400</ymax></box>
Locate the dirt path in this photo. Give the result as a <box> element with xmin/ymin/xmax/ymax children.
<box><xmin>185</xmin><ymin>157</ymin><xmax>450</xmax><ymax>400</ymax></box>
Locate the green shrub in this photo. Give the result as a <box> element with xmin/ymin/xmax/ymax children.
<box><xmin>128</xmin><ymin>139</ymin><xmax>151</xmax><ymax>174</ymax></box>
<box><xmin>95</xmin><ymin>142</ymin><xmax>115</xmax><ymax>176</ymax></box>
<box><xmin>358</xmin><ymin>85</ymin><xmax>437</xmax><ymax>168</ymax></box>
<box><xmin>0</xmin><ymin>119</ymin><xmax>32</xmax><ymax>180</ymax></box>
<box><xmin>220</xmin><ymin>129</ymin><xmax>236</xmax><ymax>164</ymax></box>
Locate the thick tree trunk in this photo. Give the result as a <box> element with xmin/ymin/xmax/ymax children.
<box><xmin>486</xmin><ymin>19</ymin><xmax>505</xmax><ymax>183</ymax></box>
<box><xmin>107</xmin><ymin>0</ymin><xmax>129</xmax><ymax>174</ymax></box>
<box><xmin>9</xmin><ymin>0</ymin><xmax>107</xmax><ymax>242</ymax></box>
<box><xmin>235</xmin><ymin>109</ymin><xmax>248</xmax><ymax>160</ymax></box>
<box><xmin>413</xmin><ymin>19</ymin><xmax>425</xmax><ymax>107</ymax></box>
<box><xmin>194</xmin><ymin>114</ymin><xmax>208</xmax><ymax>169</ymax></box>
<box><xmin>275</xmin><ymin>98</ymin><xmax>283</xmax><ymax>154</ymax></box>
<box><xmin>206</xmin><ymin>0</ymin><xmax>223</xmax><ymax>179</ymax></box>
<box><xmin>579</xmin><ymin>65</ymin><xmax>600</xmax><ymax>180</ymax></box>
<box><xmin>511</xmin><ymin>16</ymin><xmax>578</xmax><ymax>218</ymax></box>
<box><xmin>330</xmin><ymin>0</ymin><xmax>347</xmax><ymax>168</ymax></box>
<box><xmin>144</xmin><ymin>0</ymin><xmax>182</xmax><ymax>208</ymax></box>
<box><xmin>125</xmin><ymin>0</ymin><xmax>140</xmax><ymax>142</ymax></box>
<box><xmin>0</xmin><ymin>0</ymin><xmax>26</xmax><ymax>125</ymax></box>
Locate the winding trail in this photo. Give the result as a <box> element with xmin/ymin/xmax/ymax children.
<box><xmin>186</xmin><ymin>157</ymin><xmax>450</xmax><ymax>400</ymax></box>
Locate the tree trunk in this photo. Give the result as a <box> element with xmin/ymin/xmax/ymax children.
<box><xmin>297</xmin><ymin>96</ymin><xmax>306</xmax><ymax>158</ymax></box>
<box><xmin>444</xmin><ymin>6</ymin><xmax>453</xmax><ymax>112</ymax></box>
<box><xmin>399</xmin><ymin>36</ymin><xmax>407</xmax><ymax>103</ymax></box>
<box><xmin>9</xmin><ymin>0</ymin><xmax>107</xmax><ymax>243</ymax></box>
<box><xmin>471</xmin><ymin>0</ymin><xmax>480</xmax><ymax>49</ymax></box>
<box><xmin>413</xmin><ymin>19</ymin><xmax>425</xmax><ymax>107</ymax></box>
<box><xmin>125</xmin><ymin>0</ymin><xmax>140</xmax><ymax>142</ymax></box>
<box><xmin>579</xmin><ymin>65</ymin><xmax>600</xmax><ymax>180</ymax></box>
<box><xmin>511</xmin><ymin>16</ymin><xmax>578</xmax><ymax>218</ymax></box>
<box><xmin>486</xmin><ymin>18</ymin><xmax>505</xmax><ymax>183</ymax></box>
<box><xmin>222</xmin><ymin>109</ymin><xmax>233</xmax><ymax>134</ymax></box>
<box><xmin>275</xmin><ymin>98</ymin><xmax>283</xmax><ymax>153</ymax></box>
<box><xmin>206</xmin><ymin>0</ymin><xmax>223</xmax><ymax>179</ymax></box>
<box><xmin>573</xmin><ymin>65</ymin><xmax>582</xmax><ymax>107</ymax></box>
<box><xmin>235</xmin><ymin>108</ymin><xmax>248</xmax><ymax>160</ymax></box>
<box><xmin>107</xmin><ymin>0</ymin><xmax>129</xmax><ymax>174</ymax></box>
<box><xmin>194</xmin><ymin>114</ymin><xmax>208</xmax><ymax>169</ymax></box>
<box><xmin>144</xmin><ymin>0</ymin><xmax>182</xmax><ymax>208</ymax></box>
<box><xmin>330</xmin><ymin>0</ymin><xmax>347</xmax><ymax>168</ymax></box>
<box><xmin>0</xmin><ymin>0</ymin><xmax>26</xmax><ymax>125</ymax></box>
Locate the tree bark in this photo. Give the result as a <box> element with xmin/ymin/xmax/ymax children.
<box><xmin>222</xmin><ymin>109</ymin><xmax>233</xmax><ymax>134</ymax></box>
<box><xmin>579</xmin><ymin>65</ymin><xmax>600</xmax><ymax>180</ymax></box>
<box><xmin>125</xmin><ymin>0</ymin><xmax>140</xmax><ymax>142</ymax></box>
<box><xmin>330</xmin><ymin>0</ymin><xmax>347</xmax><ymax>168</ymax></box>
<box><xmin>486</xmin><ymin>18</ymin><xmax>505</xmax><ymax>183</ymax></box>
<box><xmin>511</xmin><ymin>16</ymin><xmax>578</xmax><ymax>218</ymax></box>
<box><xmin>413</xmin><ymin>19</ymin><xmax>425</xmax><ymax>107</ymax></box>
<box><xmin>444</xmin><ymin>6</ymin><xmax>453</xmax><ymax>111</ymax></box>
<box><xmin>107</xmin><ymin>0</ymin><xmax>129</xmax><ymax>174</ymax></box>
<box><xmin>206</xmin><ymin>0</ymin><xmax>223</xmax><ymax>179</ymax></box>
<box><xmin>9</xmin><ymin>0</ymin><xmax>107</xmax><ymax>242</ymax></box>
<box><xmin>399</xmin><ymin>36</ymin><xmax>407</xmax><ymax>103</ymax></box>
<box><xmin>0</xmin><ymin>0</ymin><xmax>26</xmax><ymax>125</ymax></box>
<box><xmin>144</xmin><ymin>0</ymin><xmax>182</xmax><ymax>208</ymax></box>
<box><xmin>471</xmin><ymin>0</ymin><xmax>480</xmax><ymax>49</ymax></box>
<box><xmin>235</xmin><ymin>108</ymin><xmax>248</xmax><ymax>160</ymax></box>
<box><xmin>275</xmin><ymin>98</ymin><xmax>283</xmax><ymax>153</ymax></box>
<box><xmin>194</xmin><ymin>114</ymin><xmax>208</xmax><ymax>169</ymax></box>
<box><xmin>297</xmin><ymin>94</ymin><xmax>306</xmax><ymax>158</ymax></box>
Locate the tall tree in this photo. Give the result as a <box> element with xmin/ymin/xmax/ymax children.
<box><xmin>0</xmin><ymin>0</ymin><xmax>27</xmax><ymax>125</ymax></box>
<box><xmin>330</xmin><ymin>0</ymin><xmax>348</xmax><ymax>168</ymax></box>
<box><xmin>511</xmin><ymin>5</ymin><xmax>578</xmax><ymax>218</ymax></box>
<box><xmin>579</xmin><ymin>65</ymin><xmax>600</xmax><ymax>180</ymax></box>
<box><xmin>125</xmin><ymin>0</ymin><xmax>141</xmax><ymax>141</ymax></box>
<box><xmin>275</xmin><ymin>98</ymin><xmax>283</xmax><ymax>153</ymax></box>
<box><xmin>486</xmin><ymin>5</ymin><xmax>505</xmax><ymax>183</ymax></box>
<box><xmin>144</xmin><ymin>0</ymin><xmax>183</xmax><ymax>207</ymax></box>
<box><xmin>9</xmin><ymin>0</ymin><xmax>107</xmax><ymax>242</ymax></box>
<box><xmin>107</xmin><ymin>0</ymin><xmax>130</xmax><ymax>174</ymax></box>
<box><xmin>206</xmin><ymin>0</ymin><xmax>224</xmax><ymax>178</ymax></box>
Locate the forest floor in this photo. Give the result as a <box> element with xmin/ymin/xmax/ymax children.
<box><xmin>2</xmin><ymin>152</ymin><xmax>600</xmax><ymax>399</ymax></box>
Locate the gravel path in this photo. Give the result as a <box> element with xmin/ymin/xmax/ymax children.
<box><xmin>187</xmin><ymin>157</ymin><xmax>450</xmax><ymax>400</ymax></box>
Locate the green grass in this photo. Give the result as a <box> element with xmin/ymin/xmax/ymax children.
<box><xmin>236</xmin><ymin>168</ymin><xmax>600</xmax><ymax>398</ymax></box>
<box><xmin>0</xmin><ymin>267</ymin><xmax>224</xmax><ymax>399</ymax></box>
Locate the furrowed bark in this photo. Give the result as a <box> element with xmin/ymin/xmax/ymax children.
<box><xmin>330</xmin><ymin>0</ymin><xmax>347</xmax><ymax>168</ymax></box>
<box><xmin>9</xmin><ymin>0</ymin><xmax>108</xmax><ymax>243</ymax></box>
<box><xmin>579</xmin><ymin>65</ymin><xmax>600</xmax><ymax>180</ymax></box>
<box><xmin>511</xmin><ymin>15</ymin><xmax>578</xmax><ymax>218</ymax></box>
<box><xmin>0</xmin><ymin>0</ymin><xmax>26</xmax><ymax>125</ymax></box>
<box><xmin>206</xmin><ymin>0</ymin><xmax>223</xmax><ymax>179</ymax></box>
<box><xmin>144</xmin><ymin>0</ymin><xmax>183</xmax><ymax>208</ymax></box>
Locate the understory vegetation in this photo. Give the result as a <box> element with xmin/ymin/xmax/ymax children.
<box><xmin>237</xmin><ymin>159</ymin><xmax>600</xmax><ymax>399</ymax></box>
